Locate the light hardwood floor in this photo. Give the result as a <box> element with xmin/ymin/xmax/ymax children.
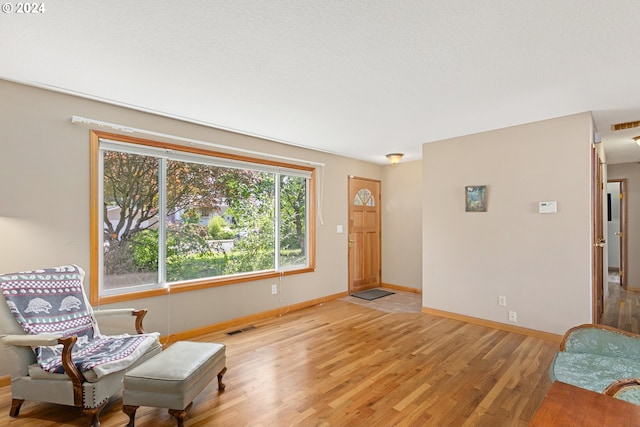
<box><xmin>0</xmin><ymin>295</ymin><xmax>558</xmax><ymax>427</ymax></box>
<box><xmin>602</xmin><ymin>272</ymin><xmax>640</xmax><ymax>334</ymax></box>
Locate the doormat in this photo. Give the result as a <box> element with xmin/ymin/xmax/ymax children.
<box><xmin>351</xmin><ymin>289</ymin><xmax>395</xmax><ymax>301</ymax></box>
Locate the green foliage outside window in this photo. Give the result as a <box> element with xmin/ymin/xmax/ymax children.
<box><xmin>101</xmin><ymin>141</ymin><xmax>309</xmax><ymax>293</ymax></box>
<box><xmin>207</xmin><ymin>215</ymin><xmax>235</xmax><ymax>240</ymax></box>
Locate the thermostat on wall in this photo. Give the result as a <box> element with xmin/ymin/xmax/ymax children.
<box><xmin>539</xmin><ymin>201</ymin><xmax>557</xmax><ymax>214</ymax></box>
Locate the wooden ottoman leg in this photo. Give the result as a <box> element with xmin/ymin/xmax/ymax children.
<box><xmin>9</xmin><ymin>398</ymin><xmax>24</xmax><ymax>417</ymax></box>
<box><xmin>168</xmin><ymin>408</ymin><xmax>187</xmax><ymax>427</ymax></box>
<box><xmin>217</xmin><ymin>367</ymin><xmax>227</xmax><ymax>391</ymax></box>
<box><xmin>122</xmin><ymin>405</ymin><xmax>139</xmax><ymax>427</ymax></box>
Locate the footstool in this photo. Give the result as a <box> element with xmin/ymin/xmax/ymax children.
<box><xmin>122</xmin><ymin>341</ymin><xmax>227</xmax><ymax>427</ymax></box>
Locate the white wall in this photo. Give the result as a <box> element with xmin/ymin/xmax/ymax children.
<box><xmin>0</xmin><ymin>78</ymin><xmax>600</xmax><ymax>366</ymax></box>
<box><xmin>0</xmin><ymin>80</ymin><xmax>382</xmax><ymax>340</ymax></box>
<box><xmin>422</xmin><ymin>113</ymin><xmax>594</xmax><ymax>335</ymax></box>
<box><xmin>381</xmin><ymin>160</ymin><xmax>422</xmax><ymax>291</ymax></box>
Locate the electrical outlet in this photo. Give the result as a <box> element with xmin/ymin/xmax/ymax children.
<box><xmin>271</xmin><ymin>284</ymin><xmax>278</xmax><ymax>295</ymax></box>
<box><xmin>498</xmin><ymin>296</ymin><xmax>507</xmax><ymax>306</ymax></box>
<box><xmin>508</xmin><ymin>311</ymin><xmax>517</xmax><ymax>322</ymax></box>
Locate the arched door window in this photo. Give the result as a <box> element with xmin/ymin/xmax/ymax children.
<box><xmin>354</xmin><ymin>188</ymin><xmax>375</xmax><ymax>206</ymax></box>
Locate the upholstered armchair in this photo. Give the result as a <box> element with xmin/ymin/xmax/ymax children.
<box><xmin>549</xmin><ymin>324</ymin><xmax>640</xmax><ymax>402</ymax></box>
<box><xmin>0</xmin><ymin>265</ymin><xmax>162</xmax><ymax>427</ymax></box>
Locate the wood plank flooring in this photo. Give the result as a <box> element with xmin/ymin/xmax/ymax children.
<box><xmin>0</xmin><ymin>296</ymin><xmax>558</xmax><ymax>427</ymax></box>
<box><xmin>601</xmin><ymin>273</ymin><xmax>640</xmax><ymax>334</ymax></box>
<box><xmin>340</xmin><ymin>288</ymin><xmax>422</xmax><ymax>313</ymax></box>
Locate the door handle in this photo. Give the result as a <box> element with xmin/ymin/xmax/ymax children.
<box><xmin>348</xmin><ymin>234</ymin><xmax>355</xmax><ymax>248</ymax></box>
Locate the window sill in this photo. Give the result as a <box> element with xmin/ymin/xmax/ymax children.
<box><xmin>91</xmin><ymin>267</ymin><xmax>314</xmax><ymax>306</ymax></box>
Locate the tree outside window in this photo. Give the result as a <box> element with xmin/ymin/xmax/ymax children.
<box><xmin>96</xmin><ymin>134</ymin><xmax>312</xmax><ymax>298</ymax></box>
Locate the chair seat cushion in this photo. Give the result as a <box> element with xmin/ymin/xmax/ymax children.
<box><xmin>27</xmin><ymin>339</ymin><xmax>162</xmax><ymax>383</ymax></box>
<box><xmin>550</xmin><ymin>351</ymin><xmax>640</xmax><ymax>393</ymax></box>
<box><xmin>29</xmin><ymin>363</ymin><xmax>100</xmax><ymax>382</ymax></box>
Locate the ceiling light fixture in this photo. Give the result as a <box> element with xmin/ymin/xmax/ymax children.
<box><xmin>634</xmin><ymin>136</ymin><xmax>640</xmax><ymax>145</ymax></box>
<box><xmin>386</xmin><ymin>153</ymin><xmax>404</xmax><ymax>164</ymax></box>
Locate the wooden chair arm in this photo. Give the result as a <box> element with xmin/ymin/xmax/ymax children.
<box><xmin>603</xmin><ymin>378</ymin><xmax>640</xmax><ymax>397</ymax></box>
<box><xmin>3</xmin><ymin>334</ymin><xmax>86</xmax><ymax>406</ymax></box>
<box><xmin>132</xmin><ymin>309</ymin><xmax>148</xmax><ymax>334</ymax></box>
<box><xmin>93</xmin><ymin>308</ymin><xmax>148</xmax><ymax>334</ymax></box>
<box><xmin>93</xmin><ymin>308</ymin><xmax>137</xmax><ymax>318</ymax></box>
<box><xmin>58</xmin><ymin>335</ymin><xmax>86</xmax><ymax>407</ymax></box>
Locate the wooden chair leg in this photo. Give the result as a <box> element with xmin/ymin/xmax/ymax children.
<box><xmin>122</xmin><ymin>405</ymin><xmax>139</xmax><ymax>427</ymax></box>
<box><xmin>9</xmin><ymin>398</ymin><xmax>24</xmax><ymax>417</ymax></box>
<box><xmin>217</xmin><ymin>367</ymin><xmax>227</xmax><ymax>391</ymax></box>
<box><xmin>83</xmin><ymin>400</ymin><xmax>108</xmax><ymax>427</ymax></box>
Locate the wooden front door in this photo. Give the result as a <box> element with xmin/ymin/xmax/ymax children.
<box><xmin>348</xmin><ymin>176</ymin><xmax>381</xmax><ymax>294</ymax></box>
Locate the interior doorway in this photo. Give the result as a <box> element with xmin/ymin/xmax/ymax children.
<box><xmin>606</xmin><ymin>179</ymin><xmax>627</xmax><ymax>289</ymax></box>
<box><xmin>347</xmin><ymin>176</ymin><xmax>381</xmax><ymax>294</ymax></box>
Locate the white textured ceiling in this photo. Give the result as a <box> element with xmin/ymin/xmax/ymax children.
<box><xmin>2</xmin><ymin>1</ymin><xmax>640</xmax><ymax>164</ymax></box>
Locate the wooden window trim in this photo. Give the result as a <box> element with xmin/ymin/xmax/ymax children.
<box><xmin>89</xmin><ymin>130</ymin><xmax>316</xmax><ymax>306</ymax></box>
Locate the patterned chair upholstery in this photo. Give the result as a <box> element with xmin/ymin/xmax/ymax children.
<box><xmin>0</xmin><ymin>265</ymin><xmax>162</xmax><ymax>427</ymax></box>
<box><xmin>549</xmin><ymin>323</ymin><xmax>640</xmax><ymax>404</ymax></box>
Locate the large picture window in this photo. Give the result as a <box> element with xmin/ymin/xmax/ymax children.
<box><xmin>91</xmin><ymin>131</ymin><xmax>314</xmax><ymax>303</ymax></box>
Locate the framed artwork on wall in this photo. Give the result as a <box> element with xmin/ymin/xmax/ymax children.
<box><xmin>465</xmin><ymin>185</ymin><xmax>487</xmax><ymax>212</ymax></box>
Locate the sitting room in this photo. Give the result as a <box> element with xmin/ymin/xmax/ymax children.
<box><xmin>2</xmin><ymin>2</ymin><xmax>640</xmax><ymax>426</ymax></box>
